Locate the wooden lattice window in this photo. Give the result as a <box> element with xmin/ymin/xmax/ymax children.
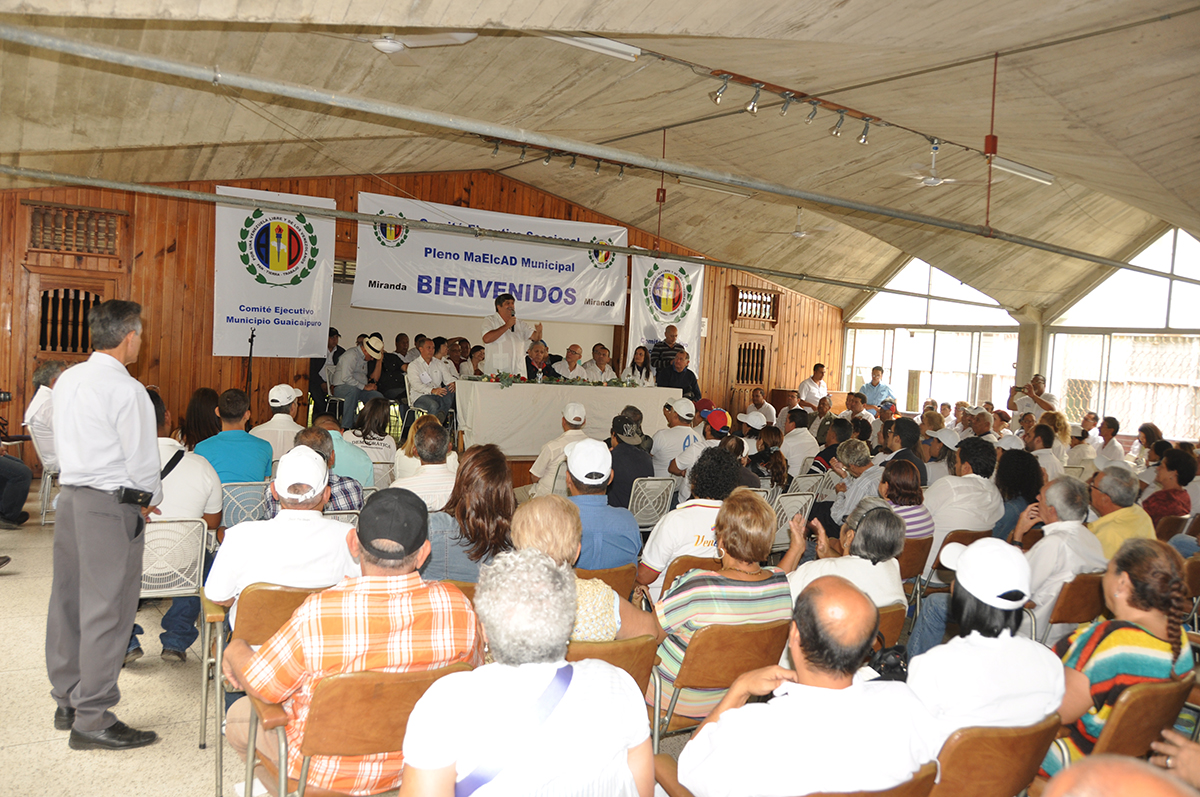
<box><xmin>735</xmin><ymin>341</ymin><xmax>767</xmax><ymax>385</ymax></box>
<box><xmin>732</xmin><ymin>286</ymin><xmax>780</xmax><ymax>324</ymax></box>
<box><xmin>24</xmin><ymin>201</ymin><xmax>126</xmax><ymax>256</ymax></box>
<box><xmin>40</xmin><ymin>289</ymin><xmax>101</xmax><ymax>353</ymax></box>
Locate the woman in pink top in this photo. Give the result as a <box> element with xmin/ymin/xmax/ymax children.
<box><xmin>879</xmin><ymin>459</ymin><xmax>934</xmax><ymax>539</ymax></box>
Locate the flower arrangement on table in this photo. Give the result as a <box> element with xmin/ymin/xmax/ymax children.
<box><xmin>461</xmin><ymin>373</ymin><xmax>642</xmax><ymax>390</ymax></box>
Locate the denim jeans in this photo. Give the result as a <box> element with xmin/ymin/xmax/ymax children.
<box><xmin>1170</xmin><ymin>533</ymin><xmax>1199</xmax><ymax>560</ymax></box>
<box><xmin>413</xmin><ymin>392</ymin><xmax>455</xmax><ymax>422</ymax></box>
<box><xmin>906</xmin><ymin>592</ymin><xmax>950</xmax><ymax>659</ymax></box>
<box><xmin>332</xmin><ymin>384</ymin><xmax>384</xmax><ymax>428</ymax></box>
<box><xmin>0</xmin><ymin>453</ymin><xmax>32</xmax><ymax>521</ymax></box>
<box><xmin>129</xmin><ymin>550</ymin><xmax>213</xmax><ymax>653</ymax></box>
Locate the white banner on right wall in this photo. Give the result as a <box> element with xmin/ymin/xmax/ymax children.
<box><xmin>626</xmin><ymin>254</ymin><xmax>705</xmax><ymax>379</ymax></box>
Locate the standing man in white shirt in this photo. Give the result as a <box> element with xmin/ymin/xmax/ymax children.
<box><xmin>250</xmin><ymin>384</ymin><xmax>306</xmax><ymax>460</ymax></box>
<box><xmin>797</xmin><ymin>363</ymin><xmax>828</xmax><ymax>411</ymax></box>
<box><xmin>481</xmin><ymin>292</ymin><xmax>541</xmax><ymax>376</ymax></box>
<box><xmin>47</xmin><ymin>299</ymin><xmax>162</xmax><ymax>750</ymax></box>
<box><xmin>406</xmin><ymin>336</ymin><xmax>457</xmax><ymax>423</ymax></box>
<box><xmin>1097</xmin><ymin>416</ymin><xmax>1125</xmax><ymax>462</ymax></box>
<box><xmin>748</xmin><ymin>388</ymin><xmax>777</xmax><ymax>426</ymax></box>
<box><xmin>1007</xmin><ymin>373</ymin><xmax>1058</xmax><ymax>427</ymax></box>
<box><xmin>553</xmin><ymin>343</ymin><xmax>587</xmax><ymax>379</ymax></box>
<box><xmin>583</xmin><ymin>345</ymin><xmax>617</xmax><ymax>382</ymax></box>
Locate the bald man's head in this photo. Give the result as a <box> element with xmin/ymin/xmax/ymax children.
<box><xmin>1043</xmin><ymin>755</ymin><xmax>1195</xmax><ymax>797</ymax></box>
<box><xmin>793</xmin><ymin>576</ymin><xmax>878</xmax><ymax>678</ymax></box>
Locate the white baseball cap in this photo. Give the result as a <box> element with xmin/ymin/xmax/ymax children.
<box><xmin>671</xmin><ymin>398</ymin><xmax>696</xmax><ymax>421</ymax></box>
<box><xmin>268</xmin><ymin>384</ymin><xmax>303</xmax><ymax>407</ymax></box>
<box><xmin>930</xmin><ymin>428</ymin><xmax>960</xmax><ymax>449</ymax></box>
<box><xmin>1095</xmin><ymin>454</ymin><xmax>1135</xmax><ymax>473</ymax></box>
<box><xmin>563</xmin><ymin>403</ymin><xmax>586</xmax><ymax>425</ymax></box>
<box><xmin>997</xmin><ymin>434</ymin><xmax>1025</xmax><ymax>451</ymax></box>
<box><xmin>940</xmin><ymin>537</ymin><xmax>1031</xmax><ymax>610</ymax></box>
<box><xmin>1069</xmin><ymin>423</ymin><xmax>1086</xmax><ymax>439</ymax></box>
<box><xmin>565</xmin><ymin>438</ymin><xmax>612</xmax><ymax>485</ymax></box>
<box><xmin>273</xmin><ymin>445</ymin><xmax>329</xmax><ymax>503</ymax></box>
<box><xmin>737</xmin><ymin>410</ymin><xmax>767</xmax><ymax>429</ymax></box>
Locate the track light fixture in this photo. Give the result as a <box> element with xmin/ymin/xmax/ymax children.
<box><xmin>617</xmin><ymin>165</ymin><xmax>625</xmax><ymax>180</ymax></box>
<box><xmin>805</xmin><ymin>101</ymin><xmax>820</xmax><ymax>124</ymax></box>
<box><xmin>569</xmin><ymin>155</ymin><xmax>577</xmax><ymax>170</ymax></box>
<box><xmin>779</xmin><ymin>92</ymin><xmax>795</xmax><ymax>117</ymax></box>
<box><xmin>709</xmin><ymin>74</ymin><xmax>730</xmax><ymax>105</ymax></box>
<box><xmin>490</xmin><ymin>141</ymin><xmax>499</xmax><ymax>158</ymax></box>
<box><xmin>519</xmin><ymin>146</ymin><xmax>527</xmax><ymax>162</ymax></box>
<box><xmin>857</xmin><ymin>118</ymin><xmax>871</xmax><ymax>145</ymax></box>
<box><xmin>829</xmin><ymin>110</ymin><xmax>846</xmax><ymax>137</ymax></box>
<box><xmin>744</xmin><ymin>83</ymin><xmax>763</xmax><ymax>114</ymax></box>
<box><xmin>542</xmin><ymin>153</ymin><xmax>552</xmax><ymax>165</ymax></box>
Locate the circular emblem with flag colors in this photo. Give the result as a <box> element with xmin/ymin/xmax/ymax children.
<box><xmin>237</xmin><ymin>209</ymin><xmax>319</xmax><ymax>287</ymax></box>
<box><xmin>643</xmin><ymin>261</ymin><xmax>695</xmax><ymax>323</ymax></box>
<box><xmin>373</xmin><ymin>210</ymin><xmax>409</xmax><ymax>248</ymax></box>
<box><xmin>589</xmin><ymin>237</ymin><xmax>616</xmax><ymax>269</ymax></box>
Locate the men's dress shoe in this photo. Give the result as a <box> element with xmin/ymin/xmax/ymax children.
<box><xmin>54</xmin><ymin>706</ymin><xmax>76</xmax><ymax>731</ymax></box>
<box><xmin>69</xmin><ymin>721</ymin><xmax>157</xmax><ymax>750</ymax></box>
<box><xmin>0</xmin><ymin>519</ymin><xmax>18</xmax><ymax>530</ymax></box>
<box><xmin>161</xmin><ymin>648</ymin><xmax>186</xmax><ymax>663</ymax></box>
<box><xmin>0</xmin><ymin>511</ymin><xmax>30</xmax><ymax>528</ymax></box>
<box><xmin>123</xmin><ymin>647</ymin><xmax>144</xmax><ymax>667</ymax></box>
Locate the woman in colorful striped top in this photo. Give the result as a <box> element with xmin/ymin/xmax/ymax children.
<box><xmin>878</xmin><ymin>459</ymin><xmax>934</xmax><ymax>540</ymax></box>
<box><xmin>649</xmin><ymin>488</ymin><xmax>793</xmax><ymax>719</ymax></box>
<box><xmin>1040</xmin><ymin>538</ymin><xmax>1193</xmax><ymax>778</ymax></box>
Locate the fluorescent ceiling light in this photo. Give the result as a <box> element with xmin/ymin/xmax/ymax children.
<box><xmin>676</xmin><ymin>176</ymin><xmax>756</xmax><ymax>198</ymax></box>
<box><xmin>543</xmin><ymin>35</ymin><xmax>641</xmax><ymax>62</ymax></box>
<box><xmin>990</xmin><ymin>156</ymin><xmax>1054</xmax><ymax>185</ymax></box>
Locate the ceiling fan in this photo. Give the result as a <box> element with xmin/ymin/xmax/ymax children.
<box><xmin>903</xmin><ymin>139</ymin><xmax>989</xmax><ymax>187</ymax></box>
<box><xmin>318</xmin><ymin>31</ymin><xmax>478</xmax><ymax>67</ymax></box>
<box><xmin>756</xmin><ymin>207</ymin><xmax>834</xmax><ymax>239</ymax></box>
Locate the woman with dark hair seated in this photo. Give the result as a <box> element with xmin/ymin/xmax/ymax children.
<box><xmin>344</xmin><ymin>396</ymin><xmax>398</xmax><ymax>488</ymax></box>
<box><xmin>747</xmin><ymin>426</ymin><xmax>789</xmax><ymax>490</ymax></box>
<box><xmin>878</xmin><ymin>459</ymin><xmax>934</xmax><ymax>540</ymax></box>
<box><xmin>907</xmin><ymin>537</ymin><xmax>1064</xmax><ymax>749</ymax></box>
<box><xmin>1039</xmin><ymin>538</ymin><xmax>1192</xmax><ymax>778</ymax></box>
<box><xmin>992</xmin><ymin>448</ymin><xmax>1043</xmax><ymax>540</ymax></box>
<box><xmin>1141</xmin><ymin>449</ymin><xmax>1195</xmax><ymax>529</ymax></box>
<box><xmin>851</xmin><ymin>417</ymin><xmax>874</xmax><ymax>445</ymax></box>
<box><xmin>422</xmin><ymin>444</ymin><xmax>515</xmax><ymax>582</ymax></box>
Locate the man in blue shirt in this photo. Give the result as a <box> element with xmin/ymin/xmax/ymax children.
<box><xmin>193</xmin><ymin>388</ymin><xmax>273</xmax><ymax>483</ymax></box>
<box><xmin>861</xmin><ymin>366</ymin><xmax>897</xmax><ymax>417</ymax></box>
<box><xmin>312</xmin><ymin>413</ymin><xmax>376</xmax><ymax>489</ymax></box>
<box><xmin>565</xmin><ymin>438</ymin><xmax>641</xmax><ymax>570</ymax></box>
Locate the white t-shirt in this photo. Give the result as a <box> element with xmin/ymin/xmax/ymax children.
<box><xmin>393</xmin><ymin>449</ymin><xmax>459</xmax><ymax>482</ymax></box>
<box><xmin>1011</xmin><ymin>391</ymin><xmax>1059</xmax><ymax>426</ymax></box>
<box><xmin>390</xmin><ymin>463</ymin><xmax>458</xmax><ymax>512</ymax></box>
<box><xmin>156</xmin><ymin>438</ymin><xmax>223</xmax><ymax>520</ymax></box>
<box><xmin>641</xmin><ymin>499</ymin><xmax>721</xmax><ymax>599</ymax></box>
<box><xmin>797</xmin><ymin>377</ymin><xmax>828</xmax><ymax>408</ymax></box>
<box><xmin>249</xmin><ymin>413</ymin><xmax>305</xmax><ymax>461</ymax></box>
<box><xmin>343</xmin><ymin>430</ymin><xmax>399</xmax><ymax>489</ymax></box>
<box><xmin>583</xmin><ymin>362</ymin><xmax>617</xmax><ymax>382</ymax></box>
<box><xmin>679</xmin><ymin>679</ymin><xmax>938</xmax><ymax>797</ymax></box>
<box><xmin>529</xmin><ymin>429</ymin><xmax>590</xmax><ymax>498</ymax></box>
<box><xmin>651</xmin><ymin>425</ymin><xmax>702</xmax><ymax>479</ymax></box>
<box><xmin>23</xmin><ymin>384</ymin><xmax>56</xmax><ymax>469</ymax></box>
<box><xmin>906</xmin><ymin>631</ymin><xmax>1064</xmax><ymax>750</ymax></box>
<box><xmin>1098</xmin><ymin>437</ymin><xmax>1125</xmax><ymax>462</ymax></box>
<box><xmin>781</xmin><ymin>428</ymin><xmax>820</xmax><ymax>478</ymax></box>
<box><xmin>203</xmin><ymin>509</ymin><xmax>360</xmax><ymax>627</ymax></box>
<box><xmin>1032</xmin><ymin>448</ymin><xmax>1065</xmax><ymax>482</ymax></box>
<box><xmin>553</xmin><ymin>360</ymin><xmax>586</xmax><ymax>380</ymax></box>
<box><xmin>674</xmin><ymin>437</ymin><xmax>719</xmax><ymax>502</ymax></box>
<box><xmin>922</xmin><ymin>474</ymin><xmax>1004</xmax><ymax>576</ymax></box>
<box><xmin>404</xmin><ymin>659</ymin><xmax>648</xmax><ymax>797</ymax></box>
<box><xmin>481</xmin><ymin>312</ymin><xmax>534</xmax><ymax>376</ymax></box>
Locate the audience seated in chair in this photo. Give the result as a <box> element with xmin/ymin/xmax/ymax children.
<box><xmin>565</xmin><ymin>438</ymin><xmax>642</xmax><ymax>570</ymax></box>
<box><xmin>421</xmin><ymin>444</ymin><xmax>514</xmax><ymax>583</ymax></box>
<box><xmin>262</xmin><ymin>427</ymin><xmax>364</xmax><ymax>520</ymax></box>
<box><xmin>514</xmin><ymin>402</ymin><xmax>591</xmax><ymax>504</ymax></box>
<box><xmin>390</xmin><ymin>422</ymin><xmax>456</xmax><ymax>512</ymax></box>
<box><xmin>607</xmin><ymin>413</ymin><xmax>655</xmax><ymax>510</ymax></box>
<box><xmin>194</xmin><ymin>388</ymin><xmax>273</xmax><ymax>484</ymax></box>
<box><xmin>249</xmin><ymin>383</ymin><xmax>306</xmax><ymax>461</ymax></box>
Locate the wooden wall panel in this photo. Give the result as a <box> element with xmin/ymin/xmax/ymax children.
<box><xmin>0</xmin><ymin>169</ymin><xmax>841</xmax><ymax>473</ymax></box>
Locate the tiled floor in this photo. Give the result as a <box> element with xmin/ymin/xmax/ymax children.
<box><xmin>0</xmin><ymin>483</ymin><xmax>249</xmax><ymax>797</ymax></box>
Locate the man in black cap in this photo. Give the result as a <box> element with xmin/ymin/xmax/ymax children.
<box><xmin>608</xmin><ymin>414</ymin><xmax>654</xmax><ymax>510</ymax></box>
<box><xmin>221</xmin><ymin>488</ymin><xmax>483</xmax><ymax>796</ymax></box>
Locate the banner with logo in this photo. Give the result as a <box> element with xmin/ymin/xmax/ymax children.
<box><xmin>627</xmin><ymin>254</ymin><xmax>705</xmax><ymax>377</ymax></box>
<box><xmin>213</xmin><ymin>186</ymin><xmax>336</xmax><ymax>358</ymax></box>
<box><xmin>351</xmin><ymin>192</ymin><xmax>627</xmax><ymax>324</ymax></box>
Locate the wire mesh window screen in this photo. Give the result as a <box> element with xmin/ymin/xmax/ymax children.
<box><xmin>39</xmin><ymin>289</ymin><xmax>101</xmax><ymax>353</ymax></box>
<box><xmin>27</xmin><ymin>204</ymin><xmax>122</xmax><ymax>255</ymax></box>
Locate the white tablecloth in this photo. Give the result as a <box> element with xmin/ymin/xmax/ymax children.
<box><xmin>455</xmin><ymin>381</ymin><xmax>681</xmax><ymax>457</ymax></box>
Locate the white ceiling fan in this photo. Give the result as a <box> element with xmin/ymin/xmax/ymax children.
<box><xmin>757</xmin><ymin>207</ymin><xmax>835</xmax><ymax>239</ymax></box>
<box><xmin>318</xmin><ymin>31</ymin><xmax>478</xmax><ymax>67</ymax></box>
<box><xmin>903</xmin><ymin>139</ymin><xmax>990</xmax><ymax>187</ymax></box>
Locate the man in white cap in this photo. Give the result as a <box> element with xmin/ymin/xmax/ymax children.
<box><xmin>515</xmin><ymin>402</ymin><xmax>591</xmax><ymax>503</ymax></box>
<box><xmin>905</xmin><ymin>537</ymin><xmax>1064</xmax><ymax>748</ymax></box>
<box><xmin>331</xmin><ymin>332</ymin><xmax>385</xmax><ymax>428</ymax></box>
<box><xmin>565</xmin><ymin>439</ymin><xmax>642</xmax><ymax>570</ymax></box>
<box><xmin>203</xmin><ymin>445</ymin><xmax>360</xmax><ymax>629</ymax></box>
<box><xmin>250</xmin><ymin>384</ymin><xmax>306</xmax><ymax>460</ymax></box>
<box><xmin>926</xmin><ymin>427</ymin><xmax>960</xmax><ymax>485</ymax></box>
<box><xmin>653</xmin><ymin>399</ymin><xmax>702</xmax><ymax>489</ymax></box>
<box><xmin>1067</xmin><ymin>423</ymin><xmax>1098</xmax><ymax>477</ymax></box>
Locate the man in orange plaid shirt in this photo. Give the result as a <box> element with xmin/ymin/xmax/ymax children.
<box><xmin>222</xmin><ymin>488</ymin><xmax>484</xmax><ymax>796</ymax></box>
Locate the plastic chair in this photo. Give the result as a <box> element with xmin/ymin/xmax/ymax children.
<box><xmin>771</xmin><ymin>492</ymin><xmax>815</xmax><ymax>551</ymax></box>
<box><xmin>659</xmin><ymin>555</ymin><xmax>722</xmax><ymax>600</ymax></box>
<box><xmin>202</xmin><ymin>582</ymin><xmax>326</xmax><ymax>797</ymax></box>
<box><xmin>551</xmin><ymin>458</ymin><xmax>569</xmax><ymax>497</ymax></box>
<box><xmin>788</xmin><ymin>473</ymin><xmax>822</xmax><ymax>495</ymax></box>
<box><xmin>654</xmin><ymin>757</ymin><xmax>938</xmax><ymax>797</ymax></box>
<box><xmin>27</xmin><ymin>431</ymin><xmax>57</xmax><ymax>525</ymax></box>
<box><xmin>140</xmin><ymin>518</ymin><xmax>207</xmax><ymax>599</ymax></box>
<box><xmin>927</xmin><ymin>713</ymin><xmax>1060</xmax><ymax>797</ymax></box>
<box><xmin>1156</xmin><ymin>514</ymin><xmax>1189</xmax><ymax>542</ymax></box>
<box><xmin>650</xmin><ymin>619</ymin><xmax>791</xmax><ymax>753</ymax></box>
<box><xmin>747</xmin><ymin>487</ymin><xmax>770</xmax><ymax>503</ymax></box>
<box><xmin>246</xmin><ymin>663</ymin><xmax>471</xmax><ymax>797</ymax></box>
<box><xmin>566</xmin><ymin>634</ymin><xmax>659</xmax><ymax>694</ymax></box>
<box><xmin>575</xmin><ymin>563</ymin><xmax>637</xmax><ymax>600</ymax></box>
<box><xmin>876</xmin><ymin>603</ymin><xmax>906</xmax><ymax>649</ymax></box>
<box><xmin>322</xmin><ymin>509</ymin><xmax>360</xmax><ymax>526</ymax></box>
<box><xmin>629</xmin><ymin>477</ymin><xmax>676</xmax><ymax>533</ymax></box>
<box><xmin>221</xmin><ymin>481</ymin><xmax>270</xmax><ymax>527</ymax></box>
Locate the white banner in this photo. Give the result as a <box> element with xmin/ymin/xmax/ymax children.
<box><xmin>213</xmin><ymin>186</ymin><xmax>336</xmax><ymax>358</ymax></box>
<box><xmin>627</xmin><ymin>254</ymin><xmax>705</xmax><ymax>378</ymax></box>
<box><xmin>351</xmin><ymin>193</ymin><xmax>628</xmax><ymax>324</ymax></box>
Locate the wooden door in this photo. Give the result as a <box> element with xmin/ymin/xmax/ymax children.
<box><xmin>727</xmin><ymin>330</ymin><xmax>775</xmax><ymax>416</ymax></box>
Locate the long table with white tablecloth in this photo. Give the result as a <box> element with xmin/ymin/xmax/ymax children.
<box><xmin>454</xmin><ymin>381</ymin><xmax>682</xmax><ymax>457</ymax></box>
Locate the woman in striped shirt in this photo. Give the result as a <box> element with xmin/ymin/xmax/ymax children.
<box><xmin>878</xmin><ymin>459</ymin><xmax>934</xmax><ymax>540</ymax></box>
<box><xmin>649</xmin><ymin>489</ymin><xmax>793</xmax><ymax>719</ymax></box>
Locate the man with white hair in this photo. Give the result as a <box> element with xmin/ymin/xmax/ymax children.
<box><xmin>1087</xmin><ymin>464</ymin><xmax>1155</xmax><ymax>558</ymax></box>
<box><xmin>249</xmin><ymin>383</ymin><xmax>305</xmax><ymax>460</ymax></box>
<box><xmin>1011</xmin><ymin>477</ymin><xmax>1108</xmax><ymax>645</ymax></box>
<box><xmin>402</xmin><ymin>548</ymin><xmax>653</xmax><ymax>795</ymax></box>
<box><xmin>515</xmin><ymin>403</ymin><xmax>591</xmax><ymax>503</ymax></box>
<box><xmin>203</xmin><ymin>445</ymin><xmax>360</xmax><ymax>628</ymax></box>
<box><xmin>971</xmin><ymin>410</ymin><xmax>998</xmax><ymax>444</ymax></box>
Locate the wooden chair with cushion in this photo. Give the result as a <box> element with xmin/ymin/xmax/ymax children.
<box><xmin>927</xmin><ymin>713</ymin><xmax>1060</xmax><ymax>797</ymax></box>
<box><xmin>899</xmin><ymin>536</ymin><xmax>935</xmax><ymax>610</ymax></box>
<box><xmin>650</xmin><ymin>619</ymin><xmax>790</xmax><ymax>752</ymax></box>
<box><xmin>1186</xmin><ymin>514</ymin><xmax>1200</xmax><ymax>539</ymax></box>
<box><xmin>658</xmin><ymin>556</ymin><xmax>723</xmax><ymax>600</ymax></box>
<box><xmin>245</xmin><ymin>663</ymin><xmax>472</xmax><ymax>797</ymax></box>
<box><xmin>1038</xmin><ymin>573</ymin><xmax>1105</xmax><ymax>644</ymax></box>
<box><xmin>654</xmin><ymin>755</ymin><xmax>938</xmax><ymax>797</ymax></box>
<box><xmin>566</xmin><ymin>634</ymin><xmax>659</xmax><ymax>693</ymax></box>
<box><xmin>576</xmin><ymin>563</ymin><xmax>637</xmax><ymax>601</ymax></box>
<box><xmin>1156</xmin><ymin>514</ymin><xmax>1189</xmax><ymax>543</ymax></box>
<box><xmin>914</xmin><ymin>530</ymin><xmax>991</xmax><ymax>617</ymax></box>
<box><xmin>876</xmin><ymin>603</ymin><xmax>906</xmax><ymax>649</ymax></box>
<box><xmin>205</xmin><ymin>583</ymin><xmax>326</xmax><ymax>797</ymax></box>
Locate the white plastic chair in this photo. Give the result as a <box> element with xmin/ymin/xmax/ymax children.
<box><xmin>323</xmin><ymin>509</ymin><xmax>360</xmax><ymax>526</ymax></box>
<box><xmin>28</xmin><ymin>431</ymin><xmax>57</xmax><ymax>525</ymax></box>
<box><xmin>771</xmin><ymin>492</ymin><xmax>816</xmax><ymax>551</ymax></box>
<box><xmin>628</xmin><ymin>477</ymin><xmax>676</xmax><ymax>533</ymax></box>
<box><xmin>551</xmin><ymin>459</ymin><xmax>570</xmax><ymax>497</ymax></box>
<box><xmin>221</xmin><ymin>481</ymin><xmax>270</xmax><ymax>527</ymax></box>
<box><xmin>787</xmin><ymin>473</ymin><xmax>822</xmax><ymax>495</ymax></box>
<box><xmin>140</xmin><ymin>518</ymin><xmax>207</xmax><ymax>598</ymax></box>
